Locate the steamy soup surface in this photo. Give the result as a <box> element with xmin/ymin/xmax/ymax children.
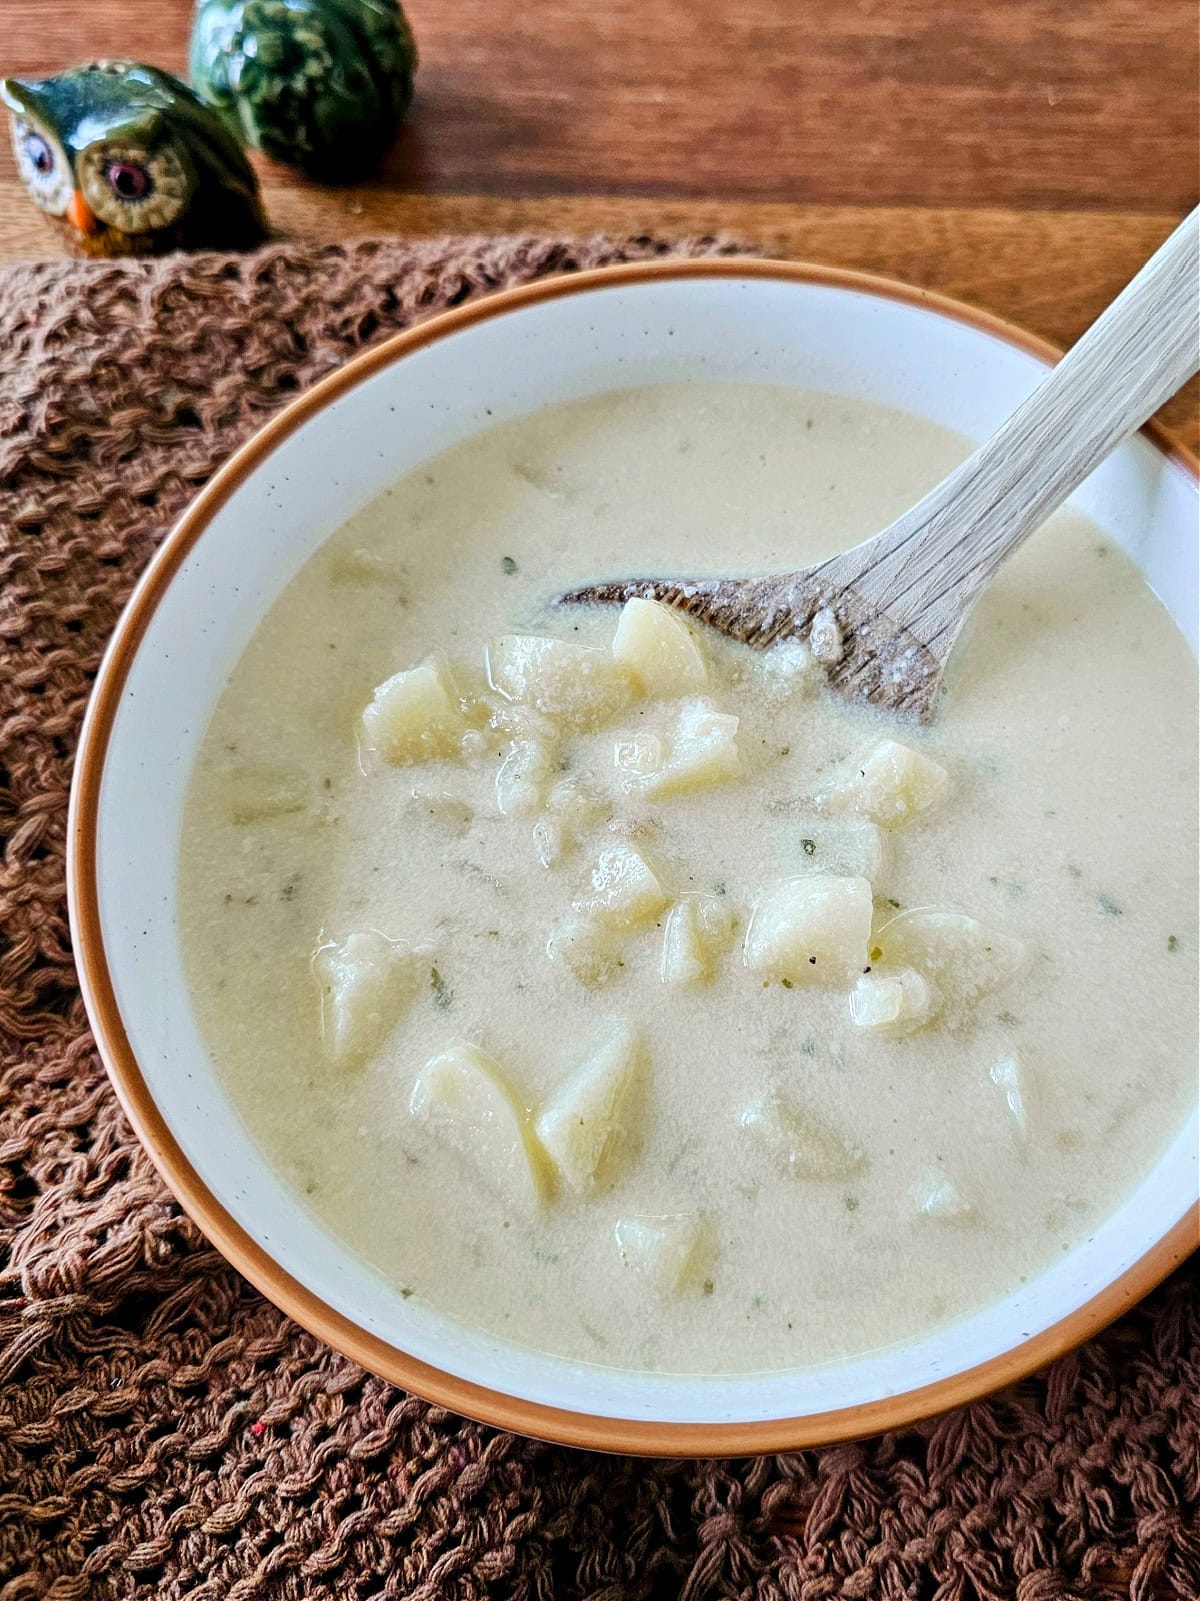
<box><xmin>179</xmin><ymin>384</ymin><xmax>1198</xmax><ymax>1375</ymax></box>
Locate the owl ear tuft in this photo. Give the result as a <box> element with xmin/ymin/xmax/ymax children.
<box><xmin>2</xmin><ymin>77</ymin><xmax>42</xmax><ymax>117</ymax></box>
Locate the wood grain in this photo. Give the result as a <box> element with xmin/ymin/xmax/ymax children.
<box><xmin>2</xmin><ymin>188</ymin><xmax>1195</xmax><ymax>447</ymax></box>
<box><xmin>0</xmin><ymin>0</ymin><xmax>1196</xmax><ymax>447</ymax></box>
<box><xmin>1</xmin><ymin>0</ymin><xmax>1197</xmax><ymax>210</ymax></box>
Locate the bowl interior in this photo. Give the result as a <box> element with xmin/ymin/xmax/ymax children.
<box><xmin>81</xmin><ymin>269</ymin><xmax>1199</xmax><ymax>1439</ymax></box>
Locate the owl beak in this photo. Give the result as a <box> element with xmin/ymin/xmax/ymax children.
<box><xmin>66</xmin><ymin>190</ymin><xmax>100</xmax><ymax>236</ymax></box>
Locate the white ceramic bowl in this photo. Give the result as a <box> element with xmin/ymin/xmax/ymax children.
<box><xmin>69</xmin><ymin>261</ymin><xmax>1199</xmax><ymax>1454</ymax></box>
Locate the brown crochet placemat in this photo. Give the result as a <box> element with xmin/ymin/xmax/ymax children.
<box><xmin>1</xmin><ymin>235</ymin><xmax>1197</xmax><ymax>1601</ymax></box>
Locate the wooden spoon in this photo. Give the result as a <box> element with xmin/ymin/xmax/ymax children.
<box><xmin>560</xmin><ymin>210</ymin><xmax>1200</xmax><ymax>720</ymax></box>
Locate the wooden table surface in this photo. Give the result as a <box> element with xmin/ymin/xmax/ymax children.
<box><xmin>1</xmin><ymin>0</ymin><xmax>1197</xmax><ymax>444</ymax></box>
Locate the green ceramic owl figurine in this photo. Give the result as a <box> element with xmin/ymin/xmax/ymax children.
<box><xmin>1</xmin><ymin>61</ymin><xmax>266</xmax><ymax>258</ymax></box>
<box><xmin>189</xmin><ymin>0</ymin><xmax>417</xmax><ymax>176</ymax></box>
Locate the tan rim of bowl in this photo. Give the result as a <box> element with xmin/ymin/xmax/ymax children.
<box><xmin>67</xmin><ymin>257</ymin><xmax>1200</xmax><ymax>1457</ymax></box>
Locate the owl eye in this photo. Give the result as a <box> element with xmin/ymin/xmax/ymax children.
<box><xmin>79</xmin><ymin>141</ymin><xmax>190</xmax><ymax>233</ymax></box>
<box><xmin>23</xmin><ymin>130</ymin><xmax>55</xmax><ymax>176</ymax></box>
<box><xmin>105</xmin><ymin>160</ymin><xmax>153</xmax><ymax>202</ymax></box>
<box><xmin>11</xmin><ymin>118</ymin><xmax>71</xmax><ymax>215</ymax></box>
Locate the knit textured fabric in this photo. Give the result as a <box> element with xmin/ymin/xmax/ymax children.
<box><xmin>0</xmin><ymin>235</ymin><xmax>1197</xmax><ymax>1601</ymax></box>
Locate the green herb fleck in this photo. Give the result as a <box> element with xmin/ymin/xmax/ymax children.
<box><xmin>780</xmin><ymin>746</ymin><xmax>790</xmax><ymax>757</ymax></box>
<box><xmin>1066</xmin><ymin>864</ymin><xmax>1083</xmax><ymax>880</ymax></box>
<box><xmin>501</xmin><ymin>555</ymin><xmax>518</xmax><ymax>575</ymax></box>
<box><xmin>800</xmin><ymin>1038</ymin><xmax>818</xmax><ymax>1057</ymax></box>
<box><xmin>401</xmin><ymin>1286</ymin><xmax>414</xmax><ymax>1299</ymax></box>
<box><xmin>430</xmin><ymin>965</ymin><xmax>454</xmax><ymax>1010</ymax></box>
<box><xmin>713</xmin><ymin>882</ymin><xmax>727</xmax><ymax>896</ymax></box>
<box><xmin>998</xmin><ymin>1009</ymin><xmax>1020</xmax><ymax>1028</ymax></box>
<box><xmin>281</xmin><ymin>877</ymin><xmax>301</xmax><ymax>901</ymax></box>
<box><xmin>780</xmin><ymin>977</ymin><xmax>794</xmax><ymax>990</ymax></box>
<box><xmin>304</xmin><ymin>1180</ymin><xmax>319</xmax><ymax>1196</ymax></box>
<box><xmin>801</xmin><ymin>838</ymin><xmax>817</xmax><ymax>857</ymax></box>
<box><xmin>989</xmin><ymin>875</ymin><xmax>1025</xmax><ymax>900</ymax></box>
<box><xmin>751</xmin><ymin>1294</ymin><xmax>765</xmax><ymax>1311</ymax></box>
<box><xmin>1167</xmin><ymin>934</ymin><xmax>1179</xmax><ymax>952</ymax></box>
<box><xmin>1098</xmin><ymin>893</ymin><xmax>1123</xmax><ymax>917</ymax></box>
<box><xmin>885</xmin><ymin>897</ymin><xmax>901</xmax><ymax>910</ymax></box>
<box><xmin>702</xmin><ymin>1279</ymin><xmax>714</xmax><ymax>1296</ymax></box>
<box><xmin>459</xmin><ymin>862</ymin><xmax>506</xmax><ymax>893</ymax></box>
<box><xmin>844</xmin><ymin>1195</ymin><xmax>860</xmax><ymax>1212</ymax></box>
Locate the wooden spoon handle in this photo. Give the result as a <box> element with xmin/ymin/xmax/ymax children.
<box><xmin>850</xmin><ymin>210</ymin><xmax>1200</xmax><ymax>641</ymax></box>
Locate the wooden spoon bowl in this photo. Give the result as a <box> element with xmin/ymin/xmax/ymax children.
<box><xmin>563</xmin><ymin>211</ymin><xmax>1200</xmax><ymax>719</ymax></box>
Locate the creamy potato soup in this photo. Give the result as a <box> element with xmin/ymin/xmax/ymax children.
<box><xmin>179</xmin><ymin>384</ymin><xmax>1198</xmax><ymax>1375</ymax></box>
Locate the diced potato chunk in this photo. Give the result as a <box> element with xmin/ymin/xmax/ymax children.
<box><xmin>535</xmin><ymin>1024</ymin><xmax>643</xmax><ymax>1194</ymax></box>
<box><xmin>328</xmin><ymin>546</ymin><xmax>404</xmax><ymax>587</ymax></box>
<box><xmin>532</xmin><ymin>778</ymin><xmax>607</xmax><ymax>868</ymax></box>
<box><xmin>547</xmin><ymin>776</ymin><xmax>606</xmax><ymax>830</ymax></box>
<box><xmin>743</xmin><ymin>875</ymin><xmax>873</xmax><ymax>983</ymax></box>
<box><xmin>913</xmin><ymin>1170</ymin><xmax>978</xmax><ymax>1225</ymax></box>
<box><xmin>661</xmin><ymin>894</ymin><xmax>734</xmax><ymax>987</ymax></box>
<box><xmin>642</xmin><ymin>699</ymin><xmax>741</xmax><ymax>799</ymax></box>
<box><xmin>494</xmin><ymin>738</ymin><xmax>552</xmax><ymax>817</ymax></box>
<box><xmin>611</xmin><ymin>597</ymin><xmax>708</xmax><ymax>697</ymax></box>
<box><xmin>545</xmin><ymin>916</ymin><xmax>623</xmax><ymax>987</ymax></box>
<box><xmin>695</xmin><ymin>894</ymin><xmax>735</xmax><ymax>946</ymax></box>
<box><xmin>488</xmin><ymin>635</ymin><xmax>632</xmax><ymax>729</ymax></box>
<box><xmin>401</xmin><ymin>790</ymin><xmax>474</xmax><ymax>835</ymax></box>
<box><xmin>314</xmin><ymin>931</ymin><xmax>415</xmax><ymax>1068</ymax></box>
<box><xmin>849</xmin><ymin>967</ymin><xmax>933</xmax><ymax>1035</ymax></box>
<box><xmin>789</xmin><ymin>817</ymin><xmax>890</xmax><ymax>881</ymax></box>
<box><xmin>991</xmin><ymin>1053</ymin><xmax>1037</xmax><ymax>1149</ymax></box>
<box><xmin>409</xmin><ymin>1044</ymin><xmax>549</xmax><ymax>1215</ymax></box>
<box><xmin>575</xmin><ymin>845</ymin><xmax>670</xmax><ymax>930</ymax></box>
<box><xmin>874</xmin><ymin>907</ymin><xmax>1027</xmax><ymax>1010</ymax></box>
<box><xmin>741</xmin><ymin>1093</ymin><xmax>867</xmax><ymax>1181</ymax></box>
<box><xmin>826</xmin><ymin>739</ymin><xmax>948</xmax><ymax>828</ymax></box>
<box><xmin>362</xmin><ymin>658</ymin><xmax>466</xmax><ymax>764</ymax></box>
<box><xmin>532</xmin><ymin>817</ymin><xmax>564</xmax><ymax>868</ymax></box>
<box><xmin>662</xmin><ymin>904</ymin><xmax>707</xmax><ymax>988</ymax></box>
<box><xmin>759</xmin><ymin>636</ymin><xmax>818</xmax><ymax>700</ymax></box>
<box><xmin>808</xmin><ymin>606</ymin><xmax>844</xmax><ymax>665</ymax></box>
<box><xmin>220</xmin><ymin>764</ymin><xmax>309</xmax><ymax>825</ymax></box>
<box><xmin>479</xmin><ymin>694</ymin><xmax>559</xmax><ymax>745</ymax></box>
<box><xmin>614</xmin><ymin>1213</ymin><xmax>715</xmax><ymax>1296</ymax></box>
<box><xmin>614</xmin><ymin>732</ymin><xmax>667</xmax><ymax>781</ymax></box>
